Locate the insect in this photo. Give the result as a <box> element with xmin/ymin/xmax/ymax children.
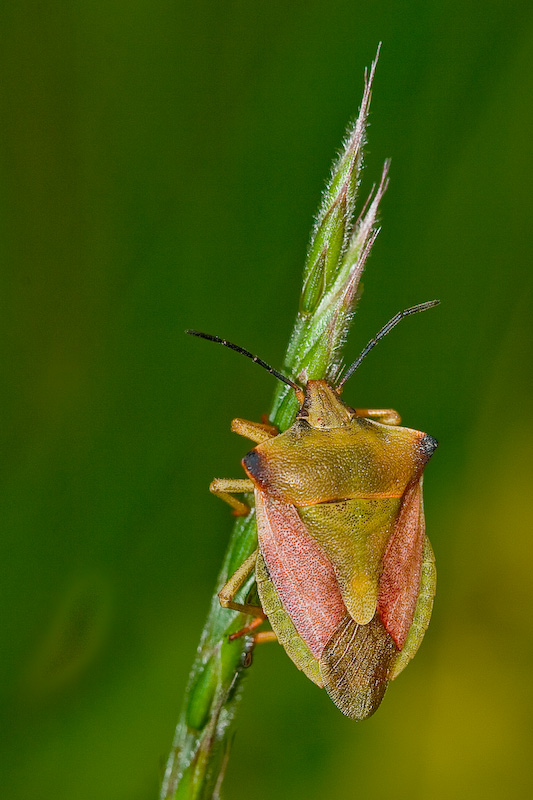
<box><xmin>187</xmin><ymin>300</ymin><xmax>438</xmax><ymax>719</ymax></box>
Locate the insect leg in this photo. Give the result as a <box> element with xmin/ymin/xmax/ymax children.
<box><xmin>352</xmin><ymin>408</ymin><xmax>401</xmax><ymax>425</ymax></box>
<box><xmin>209</xmin><ymin>478</ymin><xmax>254</xmax><ymax>515</ymax></box>
<box><xmin>228</xmin><ymin>615</ymin><xmax>265</xmax><ymax>641</ymax></box>
<box><xmin>253</xmin><ymin>631</ymin><xmax>278</xmax><ymax>644</ymax></box>
<box><xmin>231</xmin><ymin>418</ymin><xmax>278</xmax><ymax>443</ymax></box>
<box><xmin>230</xmin><ymin>620</ymin><xmax>279</xmax><ymax>645</ymax></box>
<box><xmin>218</xmin><ymin>548</ymin><xmax>265</xmax><ymax>618</ymax></box>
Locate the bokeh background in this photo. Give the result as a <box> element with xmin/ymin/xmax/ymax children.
<box><xmin>1</xmin><ymin>1</ymin><xmax>532</xmax><ymax>798</ymax></box>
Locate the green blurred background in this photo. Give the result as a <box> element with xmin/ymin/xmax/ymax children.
<box><xmin>1</xmin><ymin>1</ymin><xmax>532</xmax><ymax>798</ymax></box>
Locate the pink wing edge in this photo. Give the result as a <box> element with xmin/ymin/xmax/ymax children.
<box><xmin>377</xmin><ymin>478</ymin><xmax>425</xmax><ymax>649</ymax></box>
<box><xmin>255</xmin><ymin>489</ymin><xmax>345</xmax><ymax>659</ymax></box>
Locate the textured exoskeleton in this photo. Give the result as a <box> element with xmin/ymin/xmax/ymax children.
<box><xmin>216</xmin><ymin>380</ymin><xmax>437</xmax><ymax>719</ymax></box>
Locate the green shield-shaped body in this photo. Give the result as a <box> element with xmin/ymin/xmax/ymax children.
<box><xmin>243</xmin><ymin>380</ymin><xmax>437</xmax><ymax>719</ymax></box>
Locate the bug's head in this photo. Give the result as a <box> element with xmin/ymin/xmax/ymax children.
<box><xmin>297</xmin><ymin>380</ymin><xmax>353</xmax><ymax>429</ymax></box>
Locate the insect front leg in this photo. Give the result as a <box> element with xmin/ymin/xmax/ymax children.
<box><xmin>209</xmin><ymin>478</ymin><xmax>254</xmax><ymax>515</ymax></box>
<box><xmin>231</xmin><ymin>418</ymin><xmax>278</xmax><ymax>443</ymax></box>
<box><xmin>353</xmin><ymin>408</ymin><xmax>401</xmax><ymax>425</ymax></box>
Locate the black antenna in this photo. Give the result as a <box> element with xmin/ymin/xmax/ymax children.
<box><xmin>186</xmin><ymin>330</ymin><xmax>302</xmax><ymax>394</ymax></box>
<box><xmin>337</xmin><ymin>300</ymin><xmax>440</xmax><ymax>390</ymax></box>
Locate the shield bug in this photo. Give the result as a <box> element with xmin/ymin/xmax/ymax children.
<box><xmin>187</xmin><ymin>300</ymin><xmax>438</xmax><ymax>720</ymax></box>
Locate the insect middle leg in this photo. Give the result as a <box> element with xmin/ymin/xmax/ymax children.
<box><xmin>219</xmin><ymin>548</ymin><xmax>265</xmax><ymax>619</ymax></box>
<box><xmin>210</xmin><ymin>478</ymin><xmax>254</xmax><ymax>515</ymax></box>
<box><xmin>220</xmin><ymin>550</ymin><xmax>279</xmax><ymax>644</ymax></box>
